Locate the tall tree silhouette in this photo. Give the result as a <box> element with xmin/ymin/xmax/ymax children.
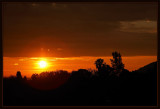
<box><xmin>110</xmin><ymin>51</ymin><xmax>124</xmax><ymax>76</ymax></box>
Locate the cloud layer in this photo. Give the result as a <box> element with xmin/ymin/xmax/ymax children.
<box><xmin>3</xmin><ymin>3</ymin><xmax>158</xmax><ymax>57</ymax></box>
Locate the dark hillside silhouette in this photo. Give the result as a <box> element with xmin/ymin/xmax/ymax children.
<box><xmin>3</xmin><ymin>52</ymin><xmax>157</xmax><ymax>106</ymax></box>
<box><xmin>136</xmin><ymin>62</ymin><xmax>157</xmax><ymax>73</ymax></box>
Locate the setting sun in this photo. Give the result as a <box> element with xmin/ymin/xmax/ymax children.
<box><xmin>38</xmin><ymin>61</ymin><xmax>47</xmax><ymax>68</ymax></box>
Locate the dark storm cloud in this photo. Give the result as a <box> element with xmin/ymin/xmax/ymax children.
<box><xmin>3</xmin><ymin>3</ymin><xmax>158</xmax><ymax>57</ymax></box>
<box><xmin>3</xmin><ymin>3</ymin><xmax>157</xmax><ymax>21</ymax></box>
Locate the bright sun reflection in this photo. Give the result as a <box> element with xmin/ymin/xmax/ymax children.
<box><xmin>38</xmin><ymin>60</ymin><xmax>47</xmax><ymax>68</ymax></box>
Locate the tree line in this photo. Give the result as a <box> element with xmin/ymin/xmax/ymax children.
<box><xmin>3</xmin><ymin>51</ymin><xmax>157</xmax><ymax>106</ymax></box>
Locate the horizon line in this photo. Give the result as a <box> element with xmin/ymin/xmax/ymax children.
<box><xmin>3</xmin><ymin>55</ymin><xmax>157</xmax><ymax>58</ymax></box>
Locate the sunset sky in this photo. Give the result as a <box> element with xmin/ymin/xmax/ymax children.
<box><xmin>3</xmin><ymin>2</ymin><xmax>157</xmax><ymax>77</ymax></box>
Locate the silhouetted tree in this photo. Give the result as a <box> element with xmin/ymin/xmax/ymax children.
<box><xmin>95</xmin><ymin>59</ymin><xmax>111</xmax><ymax>78</ymax></box>
<box><xmin>70</xmin><ymin>69</ymin><xmax>92</xmax><ymax>81</ymax></box>
<box><xmin>31</xmin><ymin>74</ymin><xmax>39</xmax><ymax>80</ymax></box>
<box><xmin>87</xmin><ymin>68</ymin><xmax>96</xmax><ymax>75</ymax></box>
<box><xmin>16</xmin><ymin>71</ymin><xmax>22</xmax><ymax>80</ymax></box>
<box><xmin>102</xmin><ymin>64</ymin><xmax>112</xmax><ymax>73</ymax></box>
<box><xmin>78</xmin><ymin>69</ymin><xmax>92</xmax><ymax>79</ymax></box>
<box><xmin>110</xmin><ymin>51</ymin><xmax>124</xmax><ymax>76</ymax></box>
<box><xmin>95</xmin><ymin>58</ymin><xmax>105</xmax><ymax>72</ymax></box>
<box><xmin>23</xmin><ymin>76</ymin><xmax>27</xmax><ymax>81</ymax></box>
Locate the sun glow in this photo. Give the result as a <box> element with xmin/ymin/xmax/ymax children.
<box><xmin>38</xmin><ymin>60</ymin><xmax>47</xmax><ymax>68</ymax></box>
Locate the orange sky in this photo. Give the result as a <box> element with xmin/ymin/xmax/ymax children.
<box><xmin>3</xmin><ymin>56</ymin><xmax>157</xmax><ymax>77</ymax></box>
<box><xmin>3</xmin><ymin>3</ymin><xmax>157</xmax><ymax>78</ymax></box>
